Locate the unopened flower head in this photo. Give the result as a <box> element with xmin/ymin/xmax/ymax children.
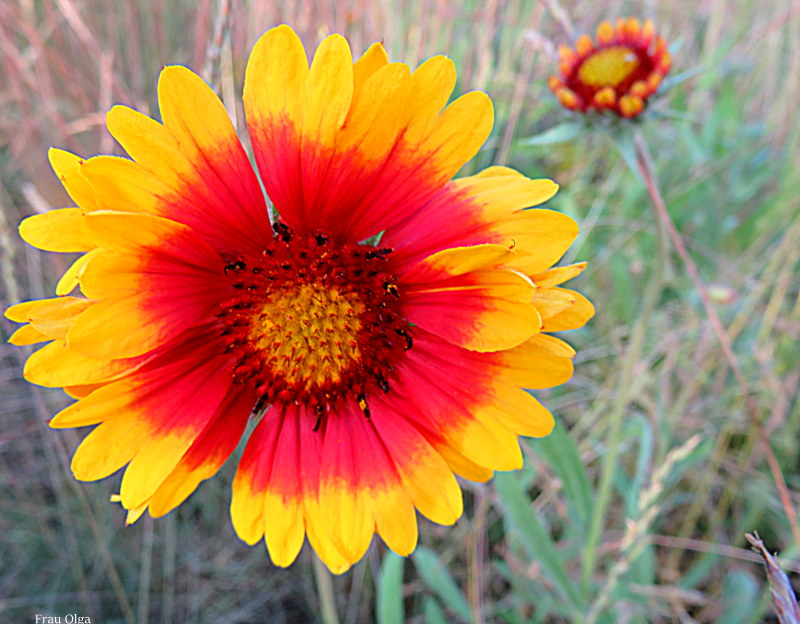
<box><xmin>7</xmin><ymin>25</ymin><xmax>593</xmax><ymax>574</ymax></box>
<box><xmin>549</xmin><ymin>17</ymin><xmax>672</xmax><ymax>118</ymax></box>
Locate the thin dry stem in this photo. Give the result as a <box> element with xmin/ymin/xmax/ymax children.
<box><xmin>634</xmin><ymin>132</ymin><xmax>800</xmax><ymax>556</ymax></box>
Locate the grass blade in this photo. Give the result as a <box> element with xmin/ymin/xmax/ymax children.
<box><xmin>377</xmin><ymin>551</ymin><xmax>405</xmax><ymax>624</ymax></box>
<box><xmin>412</xmin><ymin>547</ymin><xmax>472</xmax><ymax>622</ymax></box>
<box><xmin>494</xmin><ymin>472</ymin><xmax>587</xmax><ymax>612</ymax></box>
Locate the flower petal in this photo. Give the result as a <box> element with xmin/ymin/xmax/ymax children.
<box><xmin>498</xmin><ymin>334</ymin><xmax>576</xmax><ymax>389</ymax></box>
<box><xmin>25</xmin><ymin>340</ymin><xmax>146</xmax><ymax>388</ymax></box>
<box><xmin>56</xmin><ymin>250</ymin><xmax>99</xmax><ymax>296</ymax></box>
<box><xmin>352</xmin><ymin>42</ymin><xmax>389</xmax><ymax>92</ymax></box>
<box><xmin>104</xmin><ymin>72</ymin><xmax>272</xmax><ymax>256</ymax></box>
<box><xmin>384</xmin><ymin>167</ymin><xmax>572</xmax><ymax>276</ymax></box>
<box><xmin>535</xmin><ymin>288</ymin><xmax>595</xmax><ymax>332</ymax></box>
<box><xmin>245</xmin><ymin>26</ymin><xmax>493</xmax><ymax>243</ymax></box>
<box><xmin>531</xmin><ymin>262</ymin><xmax>587</xmax><ymax>288</ymax></box>
<box><xmin>145</xmin><ymin>386</ymin><xmax>256</xmax><ymax>517</ymax></box>
<box><xmin>327</xmin><ymin>404</ymin><xmax>421</xmax><ymax>557</ymax></box>
<box><xmin>9</xmin><ymin>296</ymin><xmax>90</xmax><ymax>340</ymax></box>
<box><xmin>19</xmin><ymin>208</ymin><xmax>92</xmax><ymax>253</ymax></box>
<box><xmin>9</xmin><ymin>324</ymin><xmax>49</xmax><ymax>346</ymax></box>
<box><xmin>62</xmin><ymin>339</ymin><xmax>235</xmax><ymax>510</ymax></box>
<box><xmin>369</xmin><ymin>400</ymin><xmax>462</xmax><ymax>527</ymax></box>
<box><xmin>48</xmin><ymin>148</ymin><xmax>100</xmax><ymax>211</ymax></box>
<box><xmin>231</xmin><ymin>404</ymin><xmax>351</xmax><ymax>571</ymax></box>
<box><xmin>401</xmin><ymin>247</ymin><xmax>540</xmax><ymax>352</ymax></box>
<box><xmin>391</xmin><ymin>330</ymin><xmax>533</xmax><ymax>470</ymax></box>
<box><xmin>67</xmin><ymin>213</ymin><xmax>224</xmax><ymax>359</ymax></box>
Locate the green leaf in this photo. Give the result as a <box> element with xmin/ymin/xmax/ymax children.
<box><xmin>718</xmin><ymin>570</ymin><xmax>760</xmax><ymax>624</ymax></box>
<box><xmin>607</xmin><ymin>129</ymin><xmax>640</xmax><ymax>178</ymax></box>
<box><xmin>412</xmin><ymin>547</ymin><xmax>472</xmax><ymax>622</ymax></box>
<box><xmin>533</xmin><ymin>422</ymin><xmax>594</xmax><ymax>530</ymax></box>
<box><xmin>649</xmin><ymin>108</ymin><xmax>697</xmax><ymax>122</ymax></box>
<box><xmin>518</xmin><ymin>122</ymin><xmax>584</xmax><ymax>146</ymax></box>
<box><xmin>423</xmin><ymin>597</ymin><xmax>449</xmax><ymax>624</ymax></box>
<box><xmin>659</xmin><ymin>64</ymin><xmax>709</xmax><ymax>91</ymax></box>
<box><xmin>621</xmin><ymin>416</ymin><xmax>654</xmax><ymax>517</ymax></box>
<box><xmin>377</xmin><ymin>551</ymin><xmax>405</xmax><ymax>624</ymax></box>
<box><xmin>494</xmin><ymin>472</ymin><xmax>587</xmax><ymax>612</ymax></box>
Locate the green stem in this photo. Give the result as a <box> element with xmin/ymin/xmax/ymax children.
<box><xmin>580</xmin><ymin>130</ymin><xmax>668</xmax><ymax>592</ymax></box>
<box><xmin>313</xmin><ymin>554</ymin><xmax>340</xmax><ymax>624</ymax></box>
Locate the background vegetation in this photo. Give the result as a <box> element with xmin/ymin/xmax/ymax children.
<box><xmin>1</xmin><ymin>0</ymin><xmax>799</xmax><ymax>622</ymax></box>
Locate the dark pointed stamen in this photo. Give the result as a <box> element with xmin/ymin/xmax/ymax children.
<box><xmin>313</xmin><ymin>404</ymin><xmax>325</xmax><ymax>432</ymax></box>
<box><xmin>357</xmin><ymin>394</ymin><xmax>371</xmax><ymax>419</ymax></box>
<box><xmin>395</xmin><ymin>328</ymin><xmax>413</xmax><ymax>350</ymax></box>
<box><xmin>272</xmin><ymin>221</ymin><xmax>292</xmax><ymax>242</ymax></box>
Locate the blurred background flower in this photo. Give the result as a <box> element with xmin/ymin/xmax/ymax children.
<box><xmin>548</xmin><ymin>17</ymin><xmax>671</xmax><ymax>117</ymax></box>
<box><xmin>1</xmin><ymin>1</ymin><xmax>799</xmax><ymax>623</ymax></box>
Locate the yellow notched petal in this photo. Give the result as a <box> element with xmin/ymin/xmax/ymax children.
<box><xmin>500</xmin><ymin>335</ymin><xmax>575</xmax><ymax>389</ymax></box>
<box><xmin>80</xmin><ymin>210</ymin><xmax>198</xmax><ymax>254</ymax></box>
<box><xmin>532</xmin><ymin>287</ymin><xmax>575</xmax><ymax>318</ymax></box>
<box><xmin>125</xmin><ymin>505</ymin><xmax>147</xmax><ymax>525</ymax></box>
<box><xmin>158</xmin><ymin>65</ymin><xmax>240</xmax><ymax>161</ymax></box>
<box><xmin>51</xmin><ymin>382</ymin><xmax>135</xmax><ymax>428</ymax></box>
<box><xmin>417</xmin><ymin>90</ymin><xmax>493</xmax><ymax>178</ymax></box>
<box><xmin>463</xmin><ymin>290</ymin><xmax>542</xmax><ymax>352</ymax></box>
<box><xmin>48</xmin><ymin>148</ymin><xmax>99</xmax><ymax>211</ymax></box>
<box><xmin>66</xmin><ymin>296</ymin><xmax>169</xmax><ymax>359</ymax></box>
<box><xmin>9</xmin><ymin>324</ymin><xmax>49</xmax><ymax>346</ymax></box>
<box><xmin>78</xmin><ymin>156</ymin><xmax>171</xmax><ymax>215</ymax></box>
<box><xmin>57</xmin><ymin>250</ymin><xmax>99</xmax><ymax>296</ymax></box>
<box><xmin>5</xmin><ymin>300</ymin><xmax>41</xmax><ymax>322</ymax></box>
<box><xmin>400</xmin><ymin>445</ymin><xmax>462</xmax><ymax>525</ymax></box>
<box><xmin>450</xmin><ymin>415</ymin><xmax>523</xmax><ymax>471</ymax></box>
<box><xmin>14</xmin><ymin>296</ymin><xmax>91</xmax><ymax>340</ymax></box>
<box><xmin>120</xmin><ymin>432</ymin><xmax>199</xmax><ymax>510</ymax></box>
<box><xmin>454</xmin><ymin>167</ymin><xmax>559</xmax><ymax>218</ymax></box>
<box><xmin>373</xmin><ymin>483</ymin><xmax>418</xmax><ymax>556</ymax></box>
<box><xmin>532</xmin><ymin>262</ymin><xmax>588</xmax><ymax>288</ymax></box>
<box><xmin>340</xmin><ymin>62</ymin><xmax>412</xmax><ymax>159</ymax></box>
<box><xmin>353</xmin><ymin>42</ymin><xmax>389</xmax><ymax>93</ymax></box>
<box><xmin>539</xmin><ymin>289</ymin><xmax>595</xmax><ymax>332</ymax></box>
<box><xmin>479</xmin><ymin>382</ymin><xmax>555</xmax><ymax>438</ymax></box>
<box><xmin>110</xmin><ymin>494</ymin><xmax>147</xmax><ymax>525</ymax></box>
<box><xmin>419</xmin><ymin>243</ymin><xmax>514</xmax><ymax>276</ymax></box>
<box><xmin>403</xmin><ymin>55</ymin><xmax>457</xmax><ymax>139</ymax></box>
<box><xmin>305</xmin><ymin>33</ymin><xmax>353</xmax><ymax>146</ymax></box>
<box><xmin>106</xmin><ymin>105</ymin><xmax>189</xmax><ymax>187</ymax></box>
<box><xmin>497</xmin><ymin>210</ymin><xmax>579</xmax><ymax>276</ymax></box>
<box><xmin>28</xmin><ymin>343</ymin><xmax>138</xmax><ymax>392</ymax></box>
<box><xmin>319</xmin><ymin>481</ymin><xmax>375</xmax><ymax>566</ymax></box>
<box><xmin>71</xmin><ymin>415</ymin><xmax>153</xmax><ymax>481</ymax></box>
<box><xmin>19</xmin><ymin>208</ymin><xmax>93</xmax><ymax>252</ymax></box>
<box><xmin>147</xmin><ymin>464</ymin><xmax>213</xmax><ymax>518</ymax></box>
<box><xmin>263</xmin><ymin>492</ymin><xmax>306</xmax><ymax>568</ymax></box>
<box><xmin>230</xmin><ymin>475</ymin><xmax>266</xmax><ymax>546</ymax></box>
<box><xmin>245</xmin><ymin>25</ymin><xmax>310</xmax><ymax>127</ymax></box>
<box><xmin>305</xmin><ymin>498</ymin><xmax>352</xmax><ymax>574</ymax></box>
<box><xmin>435</xmin><ymin>444</ymin><xmax>494</xmax><ymax>483</ymax></box>
<box><xmin>79</xmin><ymin>251</ymin><xmax>145</xmax><ymax>300</ymax></box>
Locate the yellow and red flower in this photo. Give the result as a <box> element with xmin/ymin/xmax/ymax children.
<box><xmin>6</xmin><ymin>25</ymin><xmax>593</xmax><ymax>573</ymax></box>
<box><xmin>549</xmin><ymin>17</ymin><xmax>672</xmax><ymax>118</ymax></box>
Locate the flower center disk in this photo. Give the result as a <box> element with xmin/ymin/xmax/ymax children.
<box><xmin>217</xmin><ymin>224</ymin><xmax>411</xmax><ymax>422</ymax></box>
<box><xmin>577</xmin><ymin>46</ymin><xmax>641</xmax><ymax>88</ymax></box>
